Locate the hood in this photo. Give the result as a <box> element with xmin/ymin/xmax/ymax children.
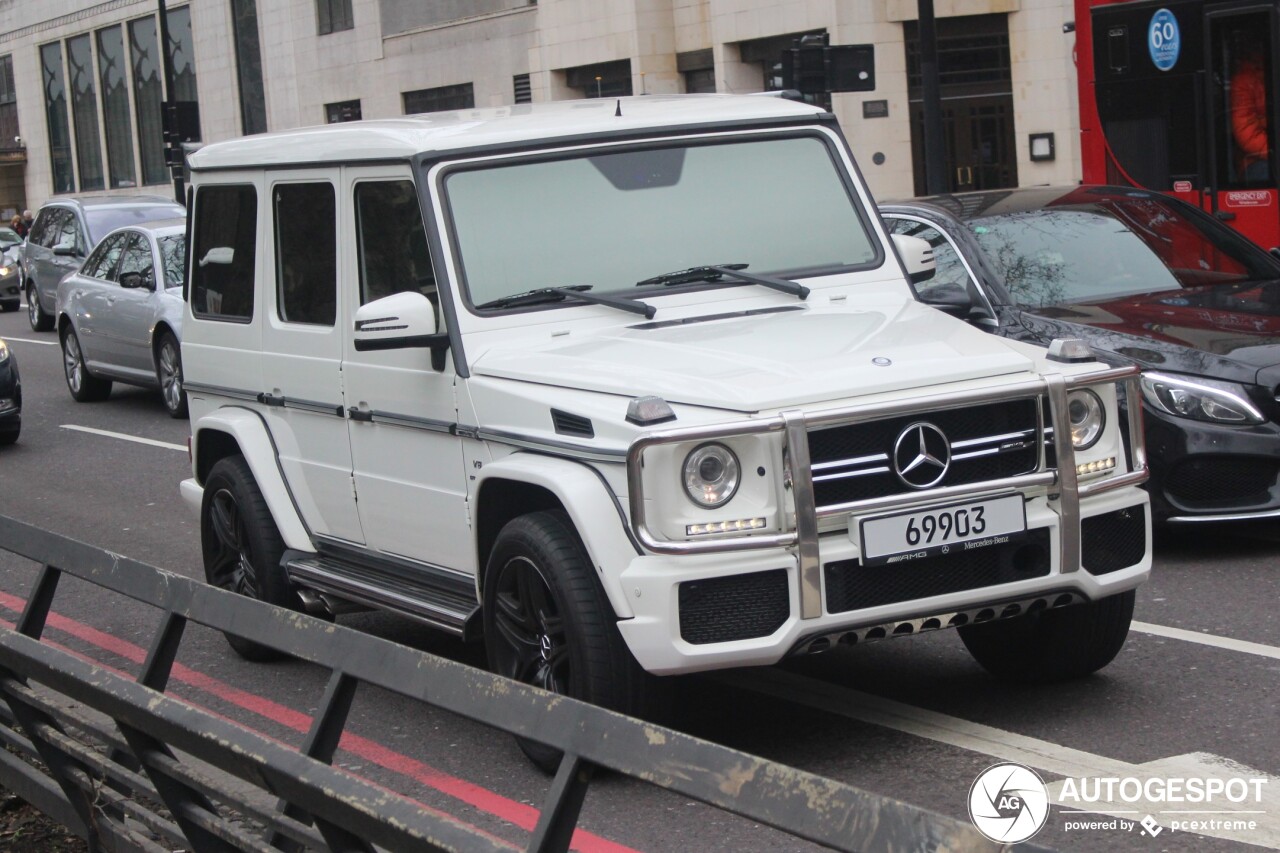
<box><xmin>472</xmin><ymin>301</ymin><xmax>1035</xmax><ymax>412</ymax></box>
<box><xmin>1012</xmin><ymin>283</ymin><xmax>1280</xmax><ymax>385</ymax></box>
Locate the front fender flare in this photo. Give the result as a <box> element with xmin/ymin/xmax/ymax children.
<box><xmin>476</xmin><ymin>454</ymin><xmax>638</xmax><ymax>620</ymax></box>
<box><xmin>192</xmin><ymin>407</ymin><xmax>312</xmax><ymax>551</ymax></box>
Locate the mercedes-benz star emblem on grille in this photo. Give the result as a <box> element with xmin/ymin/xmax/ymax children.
<box><xmin>893</xmin><ymin>422</ymin><xmax>951</xmax><ymax>489</ymax></box>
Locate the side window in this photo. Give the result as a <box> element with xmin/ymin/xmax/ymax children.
<box><xmin>82</xmin><ymin>232</ymin><xmax>129</xmax><ymax>279</ymax></box>
<box><xmin>38</xmin><ymin>209</ymin><xmax>68</xmax><ymax>248</ymax></box>
<box><xmin>116</xmin><ymin>234</ymin><xmax>155</xmax><ymax>287</ymax></box>
<box><xmin>29</xmin><ymin>210</ymin><xmax>52</xmax><ymax>246</ymax></box>
<box><xmin>191</xmin><ymin>185</ymin><xmax>258</xmax><ymax>321</ymax></box>
<box><xmin>354</xmin><ymin>181</ymin><xmax>435</xmax><ymax>307</ymax></box>
<box><xmin>56</xmin><ymin>213</ymin><xmax>82</xmax><ymax>253</ymax></box>
<box><xmin>274</xmin><ymin>182</ymin><xmax>336</xmax><ymax>325</ymax></box>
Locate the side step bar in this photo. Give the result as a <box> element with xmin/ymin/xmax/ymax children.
<box><xmin>283</xmin><ymin>547</ymin><xmax>481</xmax><ymax>641</ymax></box>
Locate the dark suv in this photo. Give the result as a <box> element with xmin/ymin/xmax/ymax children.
<box><xmin>21</xmin><ymin>196</ymin><xmax>185</xmax><ymax>331</ymax></box>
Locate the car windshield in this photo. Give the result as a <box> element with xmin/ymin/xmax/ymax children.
<box><xmin>443</xmin><ymin>135</ymin><xmax>878</xmax><ymax>309</ymax></box>
<box><xmin>85</xmin><ymin>205</ymin><xmax>185</xmax><ymax>243</ymax></box>
<box><xmin>158</xmin><ymin>234</ymin><xmax>185</xmax><ymax>288</ymax></box>
<box><xmin>970</xmin><ymin>199</ymin><xmax>1278</xmax><ymax>307</ymax></box>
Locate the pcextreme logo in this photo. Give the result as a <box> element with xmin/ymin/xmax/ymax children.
<box><xmin>968</xmin><ymin>763</ymin><xmax>1051</xmax><ymax>843</ymax></box>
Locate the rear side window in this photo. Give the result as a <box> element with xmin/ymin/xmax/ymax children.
<box><xmin>191</xmin><ymin>185</ymin><xmax>257</xmax><ymax>321</ymax></box>
<box><xmin>274</xmin><ymin>182</ymin><xmax>336</xmax><ymax>325</ymax></box>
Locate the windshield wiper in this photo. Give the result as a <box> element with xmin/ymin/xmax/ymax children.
<box><xmin>477</xmin><ymin>284</ymin><xmax>655</xmax><ymax>318</ymax></box>
<box><xmin>635</xmin><ymin>263</ymin><xmax>809</xmax><ymax>299</ymax></box>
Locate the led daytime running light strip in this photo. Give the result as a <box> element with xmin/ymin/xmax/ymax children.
<box><xmin>1076</xmin><ymin>457</ymin><xmax>1116</xmax><ymax>477</ymax></box>
<box><xmin>687</xmin><ymin>518</ymin><xmax>767</xmax><ymax>536</ymax></box>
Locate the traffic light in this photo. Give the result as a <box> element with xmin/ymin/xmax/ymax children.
<box><xmin>162</xmin><ymin>100</ymin><xmax>200</xmax><ymax>145</ymax></box>
<box><xmin>784</xmin><ymin>35</ymin><xmax>876</xmax><ymax>95</ymax></box>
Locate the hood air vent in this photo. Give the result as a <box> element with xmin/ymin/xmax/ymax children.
<box><xmin>551</xmin><ymin>409</ymin><xmax>595</xmax><ymax>438</ymax></box>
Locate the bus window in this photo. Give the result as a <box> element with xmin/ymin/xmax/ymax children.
<box><xmin>1211</xmin><ymin>12</ymin><xmax>1272</xmax><ymax>188</ymax></box>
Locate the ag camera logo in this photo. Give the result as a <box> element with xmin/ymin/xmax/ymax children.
<box><xmin>968</xmin><ymin>763</ymin><xmax>1051</xmax><ymax>843</ymax></box>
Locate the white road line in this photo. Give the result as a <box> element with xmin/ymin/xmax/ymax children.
<box><xmin>1132</xmin><ymin>621</ymin><xmax>1280</xmax><ymax>661</ymax></box>
<box><xmin>722</xmin><ymin>669</ymin><xmax>1280</xmax><ymax>848</ymax></box>
<box><xmin>2</xmin><ymin>335</ymin><xmax>57</xmax><ymax>346</ymax></box>
<box><xmin>60</xmin><ymin>425</ymin><xmax>186</xmax><ymax>452</ymax></box>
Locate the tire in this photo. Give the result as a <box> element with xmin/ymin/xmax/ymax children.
<box><xmin>26</xmin><ymin>284</ymin><xmax>52</xmax><ymax>332</ymax></box>
<box><xmin>60</xmin><ymin>326</ymin><xmax>112</xmax><ymax>402</ymax></box>
<box><xmin>201</xmin><ymin>455</ymin><xmax>302</xmax><ymax>661</ymax></box>
<box><xmin>483</xmin><ymin>510</ymin><xmax>652</xmax><ymax>771</ymax></box>
<box><xmin>0</xmin><ymin>425</ymin><xmax>17</xmax><ymax>446</ymax></box>
<box><xmin>155</xmin><ymin>331</ymin><xmax>188</xmax><ymax>419</ymax></box>
<box><xmin>958</xmin><ymin>589</ymin><xmax>1136</xmax><ymax>682</ymax></box>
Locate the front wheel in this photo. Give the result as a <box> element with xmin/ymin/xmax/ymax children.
<box><xmin>958</xmin><ymin>590</ymin><xmax>1136</xmax><ymax>682</ymax></box>
<box><xmin>27</xmin><ymin>284</ymin><xmax>52</xmax><ymax>332</ymax></box>
<box><xmin>155</xmin><ymin>331</ymin><xmax>188</xmax><ymax>418</ymax></box>
<box><xmin>60</xmin><ymin>326</ymin><xmax>112</xmax><ymax>402</ymax></box>
<box><xmin>483</xmin><ymin>510</ymin><xmax>651</xmax><ymax>771</ymax></box>
<box><xmin>201</xmin><ymin>455</ymin><xmax>302</xmax><ymax>661</ymax></box>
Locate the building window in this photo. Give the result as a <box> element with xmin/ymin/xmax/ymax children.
<box><xmin>97</xmin><ymin>27</ymin><xmax>137</xmax><ymax>188</ymax></box>
<box><xmin>317</xmin><ymin>0</ymin><xmax>354</xmax><ymax>35</ymax></box>
<box><xmin>275</xmin><ymin>183</ymin><xmax>336</xmax><ymax>325</ymax></box>
<box><xmin>677</xmin><ymin>49</ymin><xmax>715</xmax><ymax>93</ymax></box>
<box><xmin>513</xmin><ymin>73</ymin><xmax>531</xmax><ymax>104</ymax></box>
<box><xmin>129</xmin><ymin>17</ymin><xmax>166</xmax><ymax>186</ymax></box>
<box><xmin>325</xmin><ymin>100</ymin><xmax>361</xmax><ymax>123</ymax></box>
<box><xmin>0</xmin><ymin>56</ymin><xmax>19</xmax><ymax>155</ymax></box>
<box><xmin>67</xmin><ymin>34</ymin><xmax>105</xmax><ymax>192</ymax></box>
<box><xmin>564</xmin><ymin>60</ymin><xmax>632</xmax><ymax>99</ymax></box>
<box><xmin>231</xmin><ymin>0</ymin><xmax>267</xmax><ymax>135</ymax></box>
<box><xmin>40</xmin><ymin>43</ymin><xmax>75</xmax><ymax>194</ymax></box>
<box><xmin>165</xmin><ymin>5</ymin><xmax>201</xmax><ymax>139</ymax></box>
<box><xmin>403</xmin><ymin>84</ymin><xmax>474</xmax><ymax>115</ymax></box>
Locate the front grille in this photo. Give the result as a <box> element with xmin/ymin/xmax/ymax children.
<box><xmin>824</xmin><ymin>528</ymin><xmax>1051</xmax><ymax>613</ymax></box>
<box><xmin>1082</xmin><ymin>506</ymin><xmax>1146</xmax><ymax>575</ymax></box>
<box><xmin>678</xmin><ymin>569</ymin><xmax>789</xmax><ymax>644</ymax></box>
<box><xmin>1165</xmin><ymin>456</ymin><xmax>1279</xmax><ymax>506</ymax></box>
<box><xmin>808</xmin><ymin>398</ymin><xmax>1040</xmax><ymax>508</ymax></box>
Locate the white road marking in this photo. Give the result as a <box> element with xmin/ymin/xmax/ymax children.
<box><xmin>1132</xmin><ymin>621</ymin><xmax>1280</xmax><ymax>661</ymax></box>
<box><xmin>722</xmin><ymin>669</ymin><xmax>1280</xmax><ymax>848</ymax></box>
<box><xmin>2</xmin><ymin>335</ymin><xmax>57</xmax><ymax>346</ymax></box>
<box><xmin>60</xmin><ymin>425</ymin><xmax>186</xmax><ymax>452</ymax></box>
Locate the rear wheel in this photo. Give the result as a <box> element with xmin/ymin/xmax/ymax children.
<box><xmin>156</xmin><ymin>331</ymin><xmax>188</xmax><ymax>418</ymax></box>
<box><xmin>0</xmin><ymin>425</ymin><xmax>17</xmax><ymax>446</ymax></box>
<box><xmin>483</xmin><ymin>510</ymin><xmax>651</xmax><ymax>771</ymax></box>
<box><xmin>958</xmin><ymin>590</ymin><xmax>1135</xmax><ymax>682</ymax></box>
<box><xmin>201</xmin><ymin>455</ymin><xmax>302</xmax><ymax>661</ymax></box>
<box><xmin>27</xmin><ymin>284</ymin><xmax>52</xmax><ymax>332</ymax></box>
<box><xmin>60</xmin><ymin>326</ymin><xmax>112</xmax><ymax>402</ymax></box>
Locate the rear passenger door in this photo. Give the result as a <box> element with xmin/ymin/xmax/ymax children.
<box><xmin>259</xmin><ymin>174</ymin><xmax>364</xmax><ymax>545</ymax></box>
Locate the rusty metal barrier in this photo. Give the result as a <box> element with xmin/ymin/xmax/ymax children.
<box><xmin>0</xmin><ymin>514</ymin><xmax>1046</xmax><ymax>852</ymax></box>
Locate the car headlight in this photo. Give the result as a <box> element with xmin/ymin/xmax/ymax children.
<box><xmin>682</xmin><ymin>443</ymin><xmax>740</xmax><ymax>508</ymax></box>
<box><xmin>0</xmin><ymin>266</ymin><xmax>10</xmax><ymax>276</ymax></box>
<box><xmin>1139</xmin><ymin>372</ymin><xmax>1265</xmax><ymax>424</ymax></box>
<box><xmin>0</xmin><ymin>340</ymin><xmax>9</xmax><ymax>364</ymax></box>
<box><xmin>1067</xmin><ymin>389</ymin><xmax>1105</xmax><ymax>449</ymax></box>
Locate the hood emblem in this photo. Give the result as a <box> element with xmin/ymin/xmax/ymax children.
<box><xmin>893</xmin><ymin>422</ymin><xmax>951</xmax><ymax>489</ymax></box>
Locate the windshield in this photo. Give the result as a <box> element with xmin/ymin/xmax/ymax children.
<box><xmin>158</xmin><ymin>234</ymin><xmax>185</xmax><ymax>288</ymax></box>
<box><xmin>971</xmin><ymin>200</ymin><xmax>1278</xmax><ymax>307</ymax></box>
<box><xmin>444</xmin><ymin>135</ymin><xmax>878</xmax><ymax>309</ymax></box>
<box><xmin>85</xmin><ymin>205</ymin><xmax>185</xmax><ymax>243</ymax></box>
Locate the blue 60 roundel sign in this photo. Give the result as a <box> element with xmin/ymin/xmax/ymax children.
<box><xmin>1149</xmin><ymin>9</ymin><xmax>1181</xmax><ymax>71</ymax></box>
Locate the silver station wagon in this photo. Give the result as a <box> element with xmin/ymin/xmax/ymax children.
<box><xmin>56</xmin><ymin>219</ymin><xmax>189</xmax><ymax>418</ymax></box>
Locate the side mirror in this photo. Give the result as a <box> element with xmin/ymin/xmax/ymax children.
<box><xmin>916</xmin><ymin>282</ymin><xmax>973</xmax><ymax>319</ymax></box>
<box><xmin>120</xmin><ymin>271</ymin><xmax>153</xmax><ymax>290</ymax></box>
<box><xmin>199</xmin><ymin>246</ymin><xmax>234</xmax><ymax>267</ymax></box>
<box><xmin>353</xmin><ymin>291</ymin><xmax>447</xmax><ymax>360</ymax></box>
<box><xmin>53</xmin><ymin>241</ymin><xmax>78</xmax><ymax>257</ymax></box>
<box><xmin>891</xmin><ymin>233</ymin><xmax>936</xmax><ymax>285</ymax></box>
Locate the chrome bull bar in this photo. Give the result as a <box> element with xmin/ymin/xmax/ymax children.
<box><xmin>626</xmin><ymin>367</ymin><xmax>1149</xmax><ymax>620</ymax></box>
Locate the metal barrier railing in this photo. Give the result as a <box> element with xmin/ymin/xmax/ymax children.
<box><xmin>0</xmin><ymin>514</ymin><xmax>1043</xmax><ymax>852</ymax></box>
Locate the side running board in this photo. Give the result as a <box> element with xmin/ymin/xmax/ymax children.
<box><xmin>283</xmin><ymin>546</ymin><xmax>481</xmax><ymax>641</ymax></box>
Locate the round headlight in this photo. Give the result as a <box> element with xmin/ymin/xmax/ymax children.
<box><xmin>682</xmin><ymin>443</ymin><xmax>740</xmax><ymax>508</ymax></box>
<box><xmin>1067</xmin><ymin>389</ymin><xmax>1105</xmax><ymax>450</ymax></box>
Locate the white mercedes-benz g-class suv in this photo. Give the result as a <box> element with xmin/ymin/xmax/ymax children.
<box><xmin>180</xmin><ymin>95</ymin><xmax>1151</xmax><ymax>733</ymax></box>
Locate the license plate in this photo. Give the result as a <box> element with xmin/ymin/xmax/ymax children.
<box><xmin>857</xmin><ymin>494</ymin><xmax>1026</xmax><ymax>565</ymax></box>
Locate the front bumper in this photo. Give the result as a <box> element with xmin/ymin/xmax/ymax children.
<box><xmin>619</xmin><ymin>367</ymin><xmax>1152</xmax><ymax>674</ymax></box>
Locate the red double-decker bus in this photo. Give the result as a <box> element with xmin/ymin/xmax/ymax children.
<box><xmin>1077</xmin><ymin>0</ymin><xmax>1280</xmax><ymax>248</ymax></box>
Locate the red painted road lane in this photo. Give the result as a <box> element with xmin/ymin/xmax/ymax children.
<box><xmin>0</xmin><ymin>591</ymin><xmax>641</xmax><ymax>853</ymax></box>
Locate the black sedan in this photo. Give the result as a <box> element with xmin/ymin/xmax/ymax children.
<box><xmin>882</xmin><ymin>186</ymin><xmax>1280</xmax><ymax>525</ymax></box>
<box><xmin>0</xmin><ymin>337</ymin><xmax>19</xmax><ymax>445</ymax></box>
